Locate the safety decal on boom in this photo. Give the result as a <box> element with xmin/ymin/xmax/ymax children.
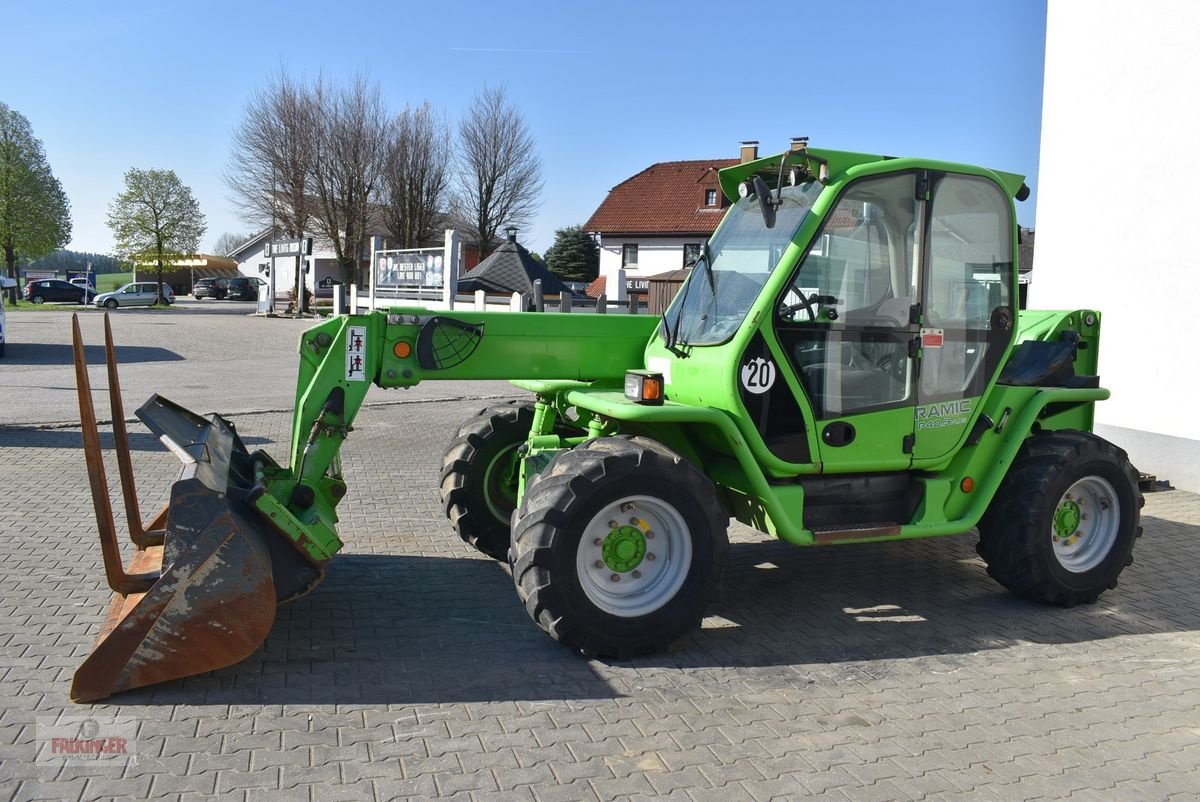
<box><xmin>346</xmin><ymin>326</ymin><xmax>367</xmax><ymax>381</ymax></box>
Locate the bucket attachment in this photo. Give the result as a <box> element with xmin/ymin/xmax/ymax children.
<box><xmin>70</xmin><ymin>315</ymin><xmax>322</xmax><ymax>702</ymax></box>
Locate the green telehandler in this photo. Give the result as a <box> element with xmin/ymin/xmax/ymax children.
<box><xmin>70</xmin><ymin>142</ymin><xmax>1141</xmax><ymax>701</ymax></box>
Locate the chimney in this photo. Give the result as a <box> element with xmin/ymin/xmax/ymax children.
<box><xmin>739</xmin><ymin>140</ymin><xmax>759</xmax><ymax>163</ymax></box>
<box><xmin>505</xmin><ymin>226</ymin><xmax>517</xmax><ymax>243</ymax></box>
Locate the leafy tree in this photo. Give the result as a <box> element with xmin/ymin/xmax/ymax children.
<box><xmin>0</xmin><ymin>103</ymin><xmax>71</xmax><ymax>302</ymax></box>
<box><xmin>25</xmin><ymin>250</ymin><xmax>123</xmax><ymax>275</ymax></box>
<box><xmin>544</xmin><ymin>225</ymin><xmax>599</xmax><ymax>283</ymax></box>
<box><xmin>453</xmin><ymin>85</ymin><xmax>542</xmax><ymax>256</ymax></box>
<box><xmin>107</xmin><ymin>168</ymin><xmax>206</xmax><ymax>303</ymax></box>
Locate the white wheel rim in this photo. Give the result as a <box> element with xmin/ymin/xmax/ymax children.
<box><xmin>575</xmin><ymin>494</ymin><xmax>693</xmax><ymax>618</ymax></box>
<box><xmin>1051</xmin><ymin>476</ymin><xmax>1120</xmax><ymax>573</ymax></box>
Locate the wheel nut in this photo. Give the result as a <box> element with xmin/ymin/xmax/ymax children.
<box><xmin>594</xmin><ymin>538</ymin><xmax>603</xmax><ymax>546</ymax></box>
<box><xmin>629</xmin><ymin>517</ymin><xmax>640</xmax><ymax>525</ymax></box>
<box><xmin>632</xmin><ymin>570</ymin><xmax>642</xmax><ymax>579</ymax></box>
<box><xmin>646</xmin><ymin>553</ymin><xmax>656</xmax><ymax>561</ymax></box>
<box><xmin>594</xmin><ymin>561</ymin><xmax>605</xmax><ymax>569</ymax></box>
<box><xmin>1053</xmin><ymin>536</ymin><xmax>1060</xmax><ymax>542</ymax></box>
<box><xmin>610</xmin><ymin>574</ymin><xmax>620</xmax><ymax>582</ymax></box>
<box><xmin>645</xmin><ymin>531</ymin><xmax>655</xmax><ymax>540</ymax></box>
<box><xmin>608</xmin><ymin>520</ymin><xmax>619</xmax><ymax>529</ymax></box>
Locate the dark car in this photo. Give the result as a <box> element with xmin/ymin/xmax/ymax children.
<box><xmin>192</xmin><ymin>277</ymin><xmax>228</xmax><ymax>300</ymax></box>
<box><xmin>224</xmin><ymin>276</ymin><xmax>264</xmax><ymax>301</ymax></box>
<box><xmin>23</xmin><ymin>279</ymin><xmax>95</xmax><ymax>305</ymax></box>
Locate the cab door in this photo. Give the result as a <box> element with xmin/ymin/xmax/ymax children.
<box><xmin>772</xmin><ymin>172</ymin><xmax>923</xmax><ymax>472</ymax></box>
<box><xmin>911</xmin><ymin>173</ymin><xmax>1016</xmax><ymax>464</ymax></box>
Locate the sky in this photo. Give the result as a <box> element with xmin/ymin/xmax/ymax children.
<box><xmin>4</xmin><ymin>0</ymin><xmax>1047</xmax><ymax>257</ymax></box>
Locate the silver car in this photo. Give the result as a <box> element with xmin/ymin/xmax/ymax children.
<box><xmin>93</xmin><ymin>282</ymin><xmax>175</xmax><ymax>309</ymax></box>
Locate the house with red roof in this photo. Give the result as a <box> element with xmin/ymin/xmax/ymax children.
<box><xmin>583</xmin><ymin>143</ymin><xmax>761</xmax><ymax>296</ymax></box>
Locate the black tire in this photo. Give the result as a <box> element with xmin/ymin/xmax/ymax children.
<box><xmin>977</xmin><ymin>430</ymin><xmax>1143</xmax><ymax>607</ymax></box>
<box><xmin>104</xmin><ymin>299</ymin><xmax>118</xmax><ymax>309</ymax></box>
<box><xmin>440</xmin><ymin>402</ymin><xmax>546</xmax><ymax>560</ymax></box>
<box><xmin>511</xmin><ymin>436</ymin><xmax>728</xmax><ymax>658</ymax></box>
<box><xmin>30</xmin><ymin>295</ymin><xmax>44</xmax><ymax>304</ymax></box>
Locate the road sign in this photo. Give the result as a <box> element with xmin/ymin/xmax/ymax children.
<box><xmin>318</xmin><ymin>276</ymin><xmax>342</xmax><ymax>288</ymax></box>
<box><xmin>265</xmin><ymin>238</ymin><xmax>312</xmax><ymax>257</ymax></box>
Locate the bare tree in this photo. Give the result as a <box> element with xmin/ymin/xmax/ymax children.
<box><xmin>309</xmin><ymin>75</ymin><xmax>387</xmax><ymax>285</ymax></box>
<box><xmin>225</xmin><ymin>72</ymin><xmax>318</xmax><ymax>299</ymax></box>
<box><xmin>454</xmin><ymin>85</ymin><xmax>543</xmax><ymax>255</ymax></box>
<box><xmin>213</xmin><ymin>231</ymin><xmax>253</xmax><ymax>257</ymax></box>
<box><xmin>380</xmin><ymin>101</ymin><xmax>451</xmax><ymax>249</ymax></box>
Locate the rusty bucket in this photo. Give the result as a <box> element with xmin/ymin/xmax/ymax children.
<box><xmin>69</xmin><ymin>315</ymin><xmax>320</xmax><ymax>702</ymax></box>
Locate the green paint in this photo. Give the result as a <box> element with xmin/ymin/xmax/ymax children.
<box><xmin>602</xmin><ymin>525</ymin><xmax>647</xmax><ymax>572</ymax></box>
<box><xmin>238</xmin><ymin>146</ymin><xmax>1109</xmax><ymax>570</ymax></box>
<box><xmin>1055</xmin><ymin>499</ymin><xmax>1082</xmax><ymax>538</ymax></box>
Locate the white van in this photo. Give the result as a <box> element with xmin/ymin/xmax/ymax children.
<box><xmin>0</xmin><ymin>276</ymin><xmax>16</xmax><ymax>357</ymax></box>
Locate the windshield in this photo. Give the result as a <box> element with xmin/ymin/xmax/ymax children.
<box><xmin>663</xmin><ymin>181</ymin><xmax>824</xmax><ymax>346</ymax></box>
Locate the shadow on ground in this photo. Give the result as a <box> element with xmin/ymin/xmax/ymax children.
<box><xmin>0</xmin><ymin>427</ymin><xmax>271</xmax><ymax>451</ymax></box>
<box><xmin>1</xmin><ymin>343</ymin><xmax>183</xmax><ymax>366</ymax></box>
<box><xmin>85</xmin><ymin>513</ymin><xmax>1199</xmax><ymax>709</ymax></box>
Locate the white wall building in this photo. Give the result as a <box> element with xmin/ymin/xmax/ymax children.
<box><xmin>228</xmin><ymin>231</ymin><xmax>347</xmax><ymax>303</ymax></box>
<box><xmin>1035</xmin><ymin>0</ymin><xmax>1200</xmax><ymax>490</ymax></box>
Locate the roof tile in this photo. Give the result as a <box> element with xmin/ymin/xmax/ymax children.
<box><xmin>584</xmin><ymin>159</ymin><xmax>739</xmax><ymax>235</ymax></box>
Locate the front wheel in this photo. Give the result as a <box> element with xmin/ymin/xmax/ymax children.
<box><xmin>511</xmin><ymin>436</ymin><xmax>728</xmax><ymax>658</ymax></box>
<box><xmin>30</xmin><ymin>295</ymin><xmax>44</xmax><ymax>304</ymax></box>
<box><xmin>978</xmin><ymin>431</ymin><xmax>1143</xmax><ymax>607</ymax></box>
<box><xmin>104</xmin><ymin>299</ymin><xmax>118</xmax><ymax>309</ymax></box>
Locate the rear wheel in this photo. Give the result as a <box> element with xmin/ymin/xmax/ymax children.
<box><xmin>30</xmin><ymin>295</ymin><xmax>44</xmax><ymax>304</ymax></box>
<box><xmin>440</xmin><ymin>402</ymin><xmax>545</xmax><ymax>560</ymax></box>
<box><xmin>104</xmin><ymin>299</ymin><xmax>118</xmax><ymax>309</ymax></box>
<box><xmin>511</xmin><ymin>436</ymin><xmax>728</xmax><ymax>658</ymax></box>
<box><xmin>978</xmin><ymin>431</ymin><xmax>1142</xmax><ymax>606</ymax></box>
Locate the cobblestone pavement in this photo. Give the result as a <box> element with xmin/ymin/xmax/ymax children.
<box><xmin>2</xmin><ymin>395</ymin><xmax>1199</xmax><ymax>801</ymax></box>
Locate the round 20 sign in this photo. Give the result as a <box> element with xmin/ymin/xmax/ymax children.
<box><xmin>740</xmin><ymin>356</ymin><xmax>776</xmax><ymax>394</ymax></box>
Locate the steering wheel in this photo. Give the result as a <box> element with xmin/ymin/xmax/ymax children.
<box><xmin>779</xmin><ymin>293</ymin><xmax>818</xmax><ymax>322</ymax></box>
<box><xmin>779</xmin><ymin>293</ymin><xmax>838</xmax><ymax>323</ymax></box>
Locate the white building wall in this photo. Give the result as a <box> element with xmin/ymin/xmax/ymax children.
<box><xmin>598</xmin><ymin>235</ymin><xmax>706</xmax><ymax>280</ymax></box>
<box><xmin>1035</xmin><ymin>0</ymin><xmax>1200</xmax><ymax>489</ymax></box>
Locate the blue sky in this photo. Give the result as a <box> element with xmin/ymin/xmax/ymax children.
<box><xmin>5</xmin><ymin>0</ymin><xmax>1046</xmax><ymax>256</ymax></box>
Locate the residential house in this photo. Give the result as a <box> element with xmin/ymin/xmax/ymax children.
<box><xmin>584</xmin><ymin>143</ymin><xmax>764</xmax><ymax>296</ymax></box>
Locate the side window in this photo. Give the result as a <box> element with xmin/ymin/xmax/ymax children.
<box><xmin>926</xmin><ymin>175</ymin><xmax>1011</xmax><ymax>328</ymax></box>
<box><xmin>921</xmin><ymin>174</ymin><xmax>1013</xmax><ymax>400</ymax></box>
<box><xmin>777</xmin><ymin>173</ymin><xmax>920</xmax><ymax>418</ymax></box>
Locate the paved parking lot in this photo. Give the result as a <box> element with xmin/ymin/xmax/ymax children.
<box><xmin>2</xmin><ymin>307</ymin><xmax>1199</xmax><ymax>800</ymax></box>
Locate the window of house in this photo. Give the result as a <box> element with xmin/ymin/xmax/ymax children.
<box><xmin>705</xmin><ymin>189</ymin><xmax>718</xmax><ymax>206</ymax></box>
<box><xmin>683</xmin><ymin>243</ymin><xmax>701</xmax><ymax>267</ymax></box>
<box><xmin>622</xmin><ymin>243</ymin><xmax>638</xmax><ymax>267</ymax></box>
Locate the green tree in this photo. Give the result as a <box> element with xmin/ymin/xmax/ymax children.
<box><xmin>543</xmin><ymin>225</ymin><xmax>599</xmax><ymax>283</ymax></box>
<box><xmin>107</xmin><ymin>168</ymin><xmax>206</xmax><ymax>303</ymax></box>
<box><xmin>0</xmin><ymin>103</ymin><xmax>71</xmax><ymax>302</ymax></box>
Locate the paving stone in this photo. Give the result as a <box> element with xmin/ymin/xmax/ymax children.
<box><xmin>1</xmin><ymin>369</ymin><xmax>1198</xmax><ymax>802</ymax></box>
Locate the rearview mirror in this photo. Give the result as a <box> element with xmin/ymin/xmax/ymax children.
<box><xmin>751</xmin><ymin>174</ymin><xmax>776</xmax><ymax>229</ymax></box>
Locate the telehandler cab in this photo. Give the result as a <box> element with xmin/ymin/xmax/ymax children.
<box><xmin>70</xmin><ymin>142</ymin><xmax>1141</xmax><ymax>701</ymax></box>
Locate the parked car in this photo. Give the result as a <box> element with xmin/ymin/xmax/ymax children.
<box><xmin>0</xmin><ymin>276</ymin><xmax>15</xmax><ymax>357</ymax></box>
<box><xmin>224</xmin><ymin>276</ymin><xmax>265</xmax><ymax>301</ymax></box>
<box><xmin>70</xmin><ymin>276</ymin><xmax>96</xmax><ymax>290</ymax></box>
<box><xmin>92</xmin><ymin>282</ymin><xmax>175</xmax><ymax>309</ymax></box>
<box><xmin>192</xmin><ymin>277</ymin><xmax>228</xmax><ymax>300</ymax></box>
<box><xmin>23</xmin><ymin>279</ymin><xmax>95</xmax><ymax>305</ymax></box>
